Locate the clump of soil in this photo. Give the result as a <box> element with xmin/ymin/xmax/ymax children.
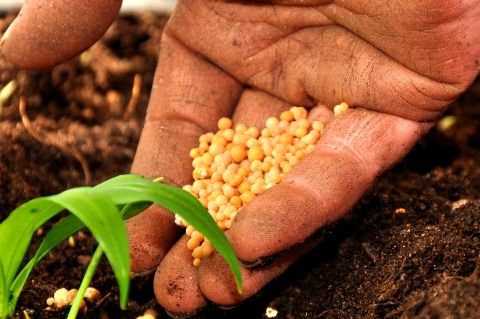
<box><xmin>1</xmin><ymin>12</ymin><xmax>479</xmax><ymax>319</ymax></box>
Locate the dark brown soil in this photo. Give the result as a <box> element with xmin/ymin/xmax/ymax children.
<box><xmin>1</xmin><ymin>12</ymin><xmax>479</xmax><ymax>319</ymax></box>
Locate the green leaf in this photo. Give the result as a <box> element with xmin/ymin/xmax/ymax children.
<box><xmin>122</xmin><ymin>202</ymin><xmax>151</xmax><ymax>220</ymax></box>
<box><xmin>2</xmin><ymin>187</ymin><xmax>131</xmax><ymax>312</ymax></box>
<box><xmin>9</xmin><ymin>214</ymin><xmax>83</xmax><ymax>307</ymax></box>
<box><xmin>0</xmin><ymin>261</ymin><xmax>7</xmax><ymax>318</ymax></box>
<box><xmin>1</xmin><ymin>199</ymin><xmax>74</xmax><ymax>317</ymax></box>
<box><xmin>47</xmin><ymin>188</ymin><xmax>131</xmax><ymax>307</ymax></box>
<box><xmin>96</xmin><ymin>174</ymin><xmax>243</xmax><ymax>292</ymax></box>
<box><xmin>0</xmin><ymin>200</ymin><xmax>63</xmax><ymax>294</ymax></box>
<box><xmin>2</xmin><ymin>173</ymin><xmax>241</xmax><ymax>318</ymax></box>
<box><xmin>11</xmin><ymin>202</ymin><xmax>149</xmax><ymax>304</ymax></box>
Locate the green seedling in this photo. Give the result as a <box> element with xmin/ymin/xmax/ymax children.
<box><xmin>0</xmin><ymin>174</ymin><xmax>242</xmax><ymax>319</ymax></box>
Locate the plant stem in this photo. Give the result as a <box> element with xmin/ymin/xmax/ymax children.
<box><xmin>67</xmin><ymin>246</ymin><xmax>103</xmax><ymax>319</ymax></box>
<box><xmin>1</xmin><ymin>273</ymin><xmax>8</xmax><ymax>319</ymax></box>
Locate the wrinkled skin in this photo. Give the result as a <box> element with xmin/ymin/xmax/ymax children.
<box><xmin>2</xmin><ymin>0</ymin><xmax>480</xmax><ymax>316</ymax></box>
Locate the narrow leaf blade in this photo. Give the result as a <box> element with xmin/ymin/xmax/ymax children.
<box><xmin>47</xmin><ymin>189</ymin><xmax>131</xmax><ymax>307</ymax></box>
<box><xmin>11</xmin><ymin>201</ymin><xmax>150</xmax><ymax>308</ymax></box>
<box><xmin>10</xmin><ymin>215</ymin><xmax>84</xmax><ymax>302</ymax></box>
<box><xmin>96</xmin><ymin>174</ymin><xmax>243</xmax><ymax>292</ymax></box>
<box><xmin>0</xmin><ymin>200</ymin><xmax>62</xmax><ymax>291</ymax></box>
<box><xmin>0</xmin><ymin>261</ymin><xmax>8</xmax><ymax>318</ymax></box>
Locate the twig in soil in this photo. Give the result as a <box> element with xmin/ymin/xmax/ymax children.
<box><xmin>89</xmin><ymin>42</ymin><xmax>138</xmax><ymax>75</ymax></box>
<box><xmin>466</xmin><ymin>255</ymin><xmax>480</xmax><ymax>281</ymax></box>
<box><xmin>18</xmin><ymin>96</ymin><xmax>92</xmax><ymax>185</ymax></box>
<box><xmin>361</xmin><ymin>242</ymin><xmax>379</xmax><ymax>264</ymax></box>
<box><xmin>123</xmin><ymin>74</ymin><xmax>142</xmax><ymax>120</ymax></box>
<box><xmin>92</xmin><ymin>292</ymin><xmax>112</xmax><ymax>310</ymax></box>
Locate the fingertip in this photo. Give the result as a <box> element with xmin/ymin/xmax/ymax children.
<box><xmin>154</xmin><ymin>236</ymin><xmax>207</xmax><ymax>314</ymax></box>
<box><xmin>164</xmin><ymin>309</ymin><xmax>202</xmax><ymax>319</ymax></box>
<box><xmin>197</xmin><ymin>251</ymin><xmax>247</xmax><ymax>306</ymax></box>
<box><xmin>198</xmin><ymin>240</ymin><xmax>319</xmax><ymax>307</ymax></box>
<box><xmin>1</xmin><ymin>0</ymin><xmax>121</xmax><ymax>69</ymax></box>
<box><xmin>228</xmin><ymin>182</ymin><xmax>323</xmax><ymax>262</ymax></box>
<box><xmin>128</xmin><ymin>205</ymin><xmax>181</xmax><ymax>273</ymax></box>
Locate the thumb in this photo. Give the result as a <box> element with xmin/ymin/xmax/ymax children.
<box><xmin>1</xmin><ymin>0</ymin><xmax>121</xmax><ymax>70</ymax></box>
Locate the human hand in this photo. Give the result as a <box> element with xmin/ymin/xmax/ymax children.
<box><xmin>2</xmin><ymin>0</ymin><xmax>479</xmax><ymax>317</ymax></box>
<box><xmin>131</xmin><ymin>1</ymin><xmax>480</xmax><ymax>316</ymax></box>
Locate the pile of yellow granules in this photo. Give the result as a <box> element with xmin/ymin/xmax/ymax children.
<box><xmin>175</xmin><ymin>103</ymin><xmax>349</xmax><ymax>266</ymax></box>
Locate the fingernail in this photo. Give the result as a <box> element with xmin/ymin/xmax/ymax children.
<box><xmin>217</xmin><ymin>301</ymin><xmax>243</xmax><ymax>310</ymax></box>
<box><xmin>241</xmin><ymin>255</ymin><xmax>275</xmax><ymax>269</ymax></box>
<box><xmin>165</xmin><ymin>309</ymin><xmax>201</xmax><ymax>319</ymax></box>
<box><xmin>130</xmin><ymin>269</ymin><xmax>155</xmax><ymax>278</ymax></box>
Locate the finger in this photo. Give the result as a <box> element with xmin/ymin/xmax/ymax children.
<box><xmin>198</xmin><ymin>234</ymin><xmax>321</xmax><ymax>306</ymax></box>
<box><xmin>154</xmin><ymin>236</ymin><xmax>207</xmax><ymax>316</ymax></box>
<box><xmin>229</xmin><ymin>108</ymin><xmax>430</xmax><ymax>263</ymax></box>
<box><xmin>232</xmin><ymin>89</ymin><xmax>291</xmax><ymax>128</ymax></box>
<box><xmin>154</xmin><ymin>232</ymin><xmax>321</xmax><ymax>311</ymax></box>
<box><xmin>168</xmin><ymin>1</ymin><xmax>465</xmax><ymax>121</ymax></box>
<box><xmin>231</xmin><ymin>89</ymin><xmax>333</xmax><ymax>132</ymax></box>
<box><xmin>1</xmin><ymin>0</ymin><xmax>122</xmax><ymax>69</ymax></box>
<box><xmin>250</xmin><ymin>0</ymin><xmax>480</xmax><ymax>86</ymax></box>
<box><xmin>127</xmin><ymin>205</ymin><xmax>180</xmax><ymax>272</ymax></box>
<box><xmin>320</xmin><ymin>0</ymin><xmax>480</xmax><ymax>86</ymax></box>
<box><xmin>128</xmin><ymin>33</ymin><xmax>242</xmax><ymax>271</ymax></box>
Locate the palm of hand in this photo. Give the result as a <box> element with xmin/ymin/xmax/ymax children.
<box><xmin>125</xmin><ymin>0</ymin><xmax>480</xmax><ymax>314</ymax></box>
